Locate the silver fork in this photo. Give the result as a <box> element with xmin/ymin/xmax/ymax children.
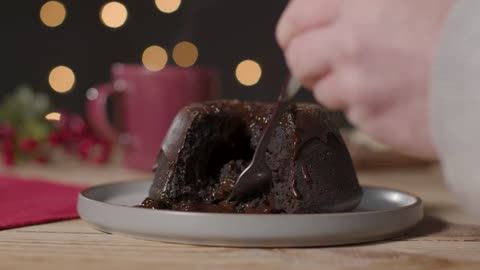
<box><xmin>228</xmin><ymin>78</ymin><xmax>302</xmax><ymax>201</ymax></box>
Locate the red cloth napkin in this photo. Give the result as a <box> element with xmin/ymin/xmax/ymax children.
<box><xmin>0</xmin><ymin>175</ymin><xmax>84</xmax><ymax>230</ymax></box>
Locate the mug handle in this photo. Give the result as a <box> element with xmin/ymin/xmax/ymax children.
<box><xmin>86</xmin><ymin>83</ymin><xmax>121</xmax><ymax>142</ymax></box>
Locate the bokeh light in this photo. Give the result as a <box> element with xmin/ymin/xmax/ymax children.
<box><xmin>235</xmin><ymin>60</ymin><xmax>262</xmax><ymax>86</ymax></box>
<box><xmin>172</xmin><ymin>41</ymin><xmax>198</xmax><ymax>68</ymax></box>
<box><xmin>100</xmin><ymin>2</ymin><xmax>128</xmax><ymax>28</ymax></box>
<box><xmin>45</xmin><ymin>112</ymin><xmax>61</xmax><ymax>121</ymax></box>
<box><xmin>86</xmin><ymin>88</ymin><xmax>99</xmax><ymax>100</ymax></box>
<box><xmin>155</xmin><ymin>0</ymin><xmax>182</xmax><ymax>13</ymax></box>
<box><xmin>40</xmin><ymin>1</ymin><xmax>66</xmax><ymax>27</ymax></box>
<box><xmin>48</xmin><ymin>66</ymin><xmax>75</xmax><ymax>93</ymax></box>
<box><xmin>142</xmin><ymin>45</ymin><xmax>168</xmax><ymax>71</ymax></box>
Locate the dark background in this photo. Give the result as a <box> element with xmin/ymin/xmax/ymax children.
<box><xmin>0</xmin><ymin>0</ymin><xmax>322</xmax><ymax>115</ymax></box>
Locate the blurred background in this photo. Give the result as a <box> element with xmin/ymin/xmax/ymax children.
<box><xmin>1</xmin><ymin>0</ymin><xmax>320</xmax><ymax>114</ymax></box>
<box><xmin>2</xmin><ymin>0</ymin><xmax>426</xmax><ymax>171</ymax></box>
<box><xmin>0</xmin><ymin>0</ymin><xmax>330</xmax><ymax>170</ymax></box>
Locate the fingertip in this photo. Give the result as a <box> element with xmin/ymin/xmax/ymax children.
<box><xmin>275</xmin><ymin>1</ymin><xmax>294</xmax><ymax>49</ymax></box>
<box><xmin>275</xmin><ymin>21</ymin><xmax>289</xmax><ymax>50</ymax></box>
<box><xmin>312</xmin><ymin>76</ymin><xmax>347</xmax><ymax>110</ymax></box>
<box><xmin>283</xmin><ymin>27</ymin><xmax>336</xmax><ymax>88</ymax></box>
<box><xmin>275</xmin><ymin>0</ymin><xmax>339</xmax><ymax>50</ymax></box>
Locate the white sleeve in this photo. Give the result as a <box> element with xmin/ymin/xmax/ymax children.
<box><xmin>431</xmin><ymin>0</ymin><xmax>480</xmax><ymax>220</ymax></box>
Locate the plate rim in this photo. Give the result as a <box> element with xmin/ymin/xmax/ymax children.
<box><xmin>79</xmin><ymin>179</ymin><xmax>423</xmax><ymax>217</ymax></box>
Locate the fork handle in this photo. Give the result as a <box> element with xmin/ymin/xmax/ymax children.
<box><xmin>253</xmin><ymin>78</ymin><xmax>301</xmax><ymax>162</ymax></box>
<box><xmin>284</xmin><ymin>78</ymin><xmax>302</xmax><ymax>101</ymax></box>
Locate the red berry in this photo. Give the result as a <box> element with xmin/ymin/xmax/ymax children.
<box><xmin>45</xmin><ymin>111</ymin><xmax>112</xmax><ymax>166</ymax></box>
<box><xmin>48</xmin><ymin>132</ymin><xmax>63</xmax><ymax>145</ymax></box>
<box><xmin>0</xmin><ymin>124</ymin><xmax>15</xmax><ymax>139</ymax></box>
<box><xmin>94</xmin><ymin>153</ymin><xmax>109</xmax><ymax>164</ymax></box>
<box><xmin>79</xmin><ymin>137</ymin><xmax>94</xmax><ymax>152</ymax></box>
<box><xmin>54</xmin><ymin>111</ymin><xmax>70</xmax><ymax>130</ymax></box>
<box><xmin>2</xmin><ymin>149</ymin><xmax>14</xmax><ymax>166</ymax></box>
<box><xmin>19</xmin><ymin>138</ymin><xmax>39</xmax><ymax>153</ymax></box>
<box><xmin>59</xmin><ymin>128</ymin><xmax>74</xmax><ymax>141</ymax></box>
<box><xmin>69</xmin><ymin>114</ymin><xmax>89</xmax><ymax>136</ymax></box>
<box><xmin>96</xmin><ymin>140</ymin><xmax>112</xmax><ymax>164</ymax></box>
<box><xmin>2</xmin><ymin>139</ymin><xmax>14</xmax><ymax>153</ymax></box>
<box><xmin>77</xmin><ymin>136</ymin><xmax>112</xmax><ymax>164</ymax></box>
<box><xmin>35</xmin><ymin>155</ymin><xmax>49</xmax><ymax>164</ymax></box>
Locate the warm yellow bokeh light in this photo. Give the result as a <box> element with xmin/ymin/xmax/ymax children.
<box><xmin>49</xmin><ymin>66</ymin><xmax>75</xmax><ymax>93</ymax></box>
<box><xmin>45</xmin><ymin>112</ymin><xmax>61</xmax><ymax>121</ymax></box>
<box><xmin>236</xmin><ymin>60</ymin><xmax>262</xmax><ymax>86</ymax></box>
<box><xmin>142</xmin><ymin>45</ymin><xmax>168</xmax><ymax>71</ymax></box>
<box><xmin>155</xmin><ymin>0</ymin><xmax>182</xmax><ymax>13</ymax></box>
<box><xmin>100</xmin><ymin>2</ymin><xmax>128</xmax><ymax>28</ymax></box>
<box><xmin>173</xmin><ymin>41</ymin><xmax>198</xmax><ymax>68</ymax></box>
<box><xmin>40</xmin><ymin>1</ymin><xmax>66</xmax><ymax>27</ymax></box>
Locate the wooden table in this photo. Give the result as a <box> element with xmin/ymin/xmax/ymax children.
<box><xmin>1</xmin><ymin>160</ymin><xmax>480</xmax><ymax>270</ymax></box>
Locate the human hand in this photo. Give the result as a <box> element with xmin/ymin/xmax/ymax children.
<box><xmin>276</xmin><ymin>0</ymin><xmax>455</xmax><ymax>159</ymax></box>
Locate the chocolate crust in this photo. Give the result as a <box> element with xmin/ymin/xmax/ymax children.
<box><xmin>145</xmin><ymin>100</ymin><xmax>362</xmax><ymax>213</ymax></box>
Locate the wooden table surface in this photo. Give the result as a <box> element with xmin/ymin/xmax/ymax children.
<box><xmin>1</xmin><ymin>160</ymin><xmax>480</xmax><ymax>270</ymax></box>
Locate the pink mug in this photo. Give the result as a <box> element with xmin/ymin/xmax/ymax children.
<box><xmin>86</xmin><ymin>64</ymin><xmax>218</xmax><ymax>171</ymax></box>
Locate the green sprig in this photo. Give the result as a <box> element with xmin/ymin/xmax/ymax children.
<box><xmin>0</xmin><ymin>85</ymin><xmax>53</xmax><ymax>141</ymax></box>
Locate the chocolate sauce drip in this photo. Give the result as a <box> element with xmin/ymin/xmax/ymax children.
<box><xmin>291</xmin><ymin>175</ymin><xmax>302</xmax><ymax>199</ymax></box>
<box><xmin>301</xmin><ymin>164</ymin><xmax>312</xmax><ymax>184</ymax></box>
<box><xmin>137</xmin><ymin>197</ymin><xmax>162</xmax><ymax>209</ymax></box>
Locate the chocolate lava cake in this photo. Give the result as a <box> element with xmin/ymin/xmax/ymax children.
<box><xmin>140</xmin><ymin>100</ymin><xmax>362</xmax><ymax>213</ymax></box>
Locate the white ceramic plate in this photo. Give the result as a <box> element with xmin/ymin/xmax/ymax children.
<box><xmin>78</xmin><ymin>180</ymin><xmax>423</xmax><ymax>247</ymax></box>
